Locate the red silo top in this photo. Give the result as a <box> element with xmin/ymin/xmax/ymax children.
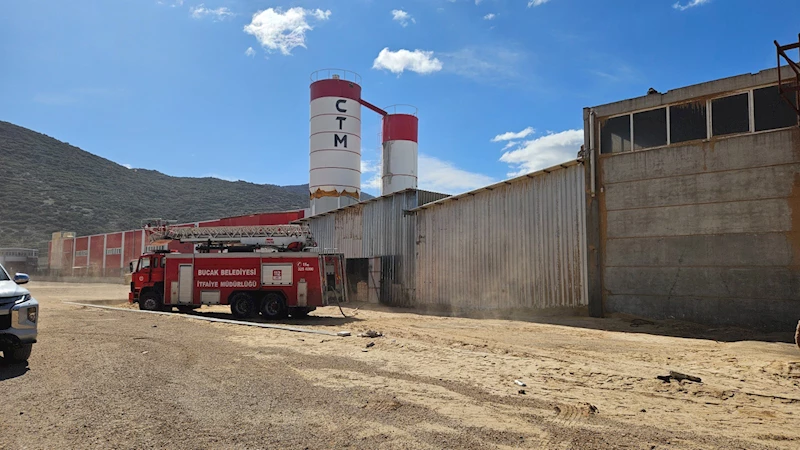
<box><xmin>310</xmin><ymin>78</ymin><xmax>362</xmax><ymax>102</ymax></box>
<box><xmin>382</xmin><ymin>114</ymin><xmax>418</xmax><ymax>143</ymax></box>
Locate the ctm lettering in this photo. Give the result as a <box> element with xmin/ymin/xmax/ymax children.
<box><xmin>334</xmin><ymin>99</ymin><xmax>347</xmax><ymax>148</ymax></box>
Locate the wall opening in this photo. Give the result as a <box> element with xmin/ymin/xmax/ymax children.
<box><xmin>754</xmin><ymin>84</ymin><xmax>799</xmax><ymax>131</ymax></box>
<box><xmin>670</xmin><ymin>100</ymin><xmax>707</xmax><ymax>143</ymax></box>
<box><xmin>633</xmin><ymin>108</ymin><xmax>667</xmax><ymax>149</ymax></box>
<box><xmin>712</xmin><ymin>93</ymin><xmax>750</xmax><ymax>136</ymax></box>
<box><xmin>600</xmin><ymin>115</ymin><xmax>631</xmax><ymax>154</ymax></box>
<box><xmin>345</xmin><ymin>258</ymin><xmax>369</xmax><ymax>303</ymax></box>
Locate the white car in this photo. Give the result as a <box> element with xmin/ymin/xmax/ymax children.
<box><xmin>0</xmin><ymin>264</ymin><xmax>38</xmax><ymax>363</ymax></box>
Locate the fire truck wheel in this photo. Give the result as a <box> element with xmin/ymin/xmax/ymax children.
<box><xmin>139</xmin><ymin>291</ymin><xmax>163</xmax><ymax>312</ymax></box>
<box><xmin>261</xmin><ymin>293</ymin><xmax>287</xmax><ymax>320</ymax></box>
<box><xmin>230</xmin><ymin>293</ymin><xmax>258</xmax><ymax>319</ymax></box>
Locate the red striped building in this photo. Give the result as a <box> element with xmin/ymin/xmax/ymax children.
<box><xmin>48</xmin><ymin>210</ymin><xmax>306</xmax><ymax>277</ymax></box>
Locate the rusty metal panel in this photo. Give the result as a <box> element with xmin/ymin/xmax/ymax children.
<box><xmin>306</xmin><ymin>214</ymin><xmax>336</xmax><ymax>253</ymax></box>
<box><xmin>334</xmin><ymin>204</ymin><xmax>364</xmax><ymax>258</ymax></box>
<box><xmin>300</xmin><ymin>190</ymin><xmax>421</xmax><ymax>306</ymax></box>
<box><xmin>415</xmin><ymin>163</ymin><xmax>588</xmax><ymax>311</ymax></box>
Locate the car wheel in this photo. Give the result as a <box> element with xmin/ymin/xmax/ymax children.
<box><xmin>139</xmin><ymin>291</ymin><xmax>162</xmax><ymax>311</ymax></box>
<box><xmin>6</xmin><ymin>344</ymin><xmax>32</xmax><ymax>363</ymax></box>
<box><xmin>261</xmin><ymin>293</ymin><xmax>287</xmax><ymax>320</ymax></box>
<box><xmin>230</xmin><ymin>293</ymin><xmax>257</xmax><ymax>319</ymax></box>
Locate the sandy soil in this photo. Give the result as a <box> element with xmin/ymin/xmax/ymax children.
<box><xmin>1</xmin><ymin>282</ymin><xmax>798</xmax><ymax>449</ymax></box>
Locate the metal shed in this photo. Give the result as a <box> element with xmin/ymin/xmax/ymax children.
<box><xmin>298</xmin><ymin>189</ymin><xmax>449</xmax><ymax>306</ymax></box>
<box><xmin>412</xmin><ymin>160</ymin><xmax>589</xmax><ymax>313</ymax></box>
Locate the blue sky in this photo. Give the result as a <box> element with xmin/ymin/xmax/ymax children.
<box><xmin>1</xmin><ymin>0</ymin><xmax>798</xmax><ymax>195</ymax></box>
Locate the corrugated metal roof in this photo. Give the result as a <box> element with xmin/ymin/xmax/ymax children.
<box><xmin>410</xmin><ymin>159</ymin><xmax>583</xmax><ymax>212</ymax></box>
<box><xmin>296</xmin><ymin>189</ymin><xmax>450</xmax><ymax>221</ymax></box>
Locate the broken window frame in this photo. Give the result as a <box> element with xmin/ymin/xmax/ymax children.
<box><xmin>596</xmin><ymin>81</ymin><xmax>799</xmax><ymax>156</ymax></box>
<box><xmin>599</xmin><ymin>113</ymin><xmax>632</xmax><ymax>154</ymax></box>
<box><xmin>632</xmin><ymin>107</ymin><xmax>668</xmax><ymax>150</ymax></box>
<box><xmin>710</xmin><ymin>91</ymin><xmax>752</xmax><ymax>137</ymax></box>
<box><xmin>753</xmin><ymin>84</ymin><xmax>800</xmax><ymax>132</ymax></box>
<box><xmin>669</xmin><ymin>100</ymin><xmax>708</xmax><ymax>144</ymax></box>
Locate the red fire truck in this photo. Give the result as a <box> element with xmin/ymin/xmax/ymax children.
<box><xmin>129</xmin><ymin>251</ymin><xmax>347</xmax><ymax>319</ymax></box>
<box><xmin>128</xmin><ymin>224</ymin><xmax>346</xmax><ymax>319</ymax></box>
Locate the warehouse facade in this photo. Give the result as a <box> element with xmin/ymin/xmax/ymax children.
<box><xmin>413</xmin><ymin>161</ymin><xmax>588</xmax><ymax>313</ymax></box>
<box><xmin>583</xmin><ymin>66</ymin><xmax>800</xmax><ymax>330</ymax></box>
<box><xmin>300</xmin><ymin>164</ymin><xmax>590</xmax><ymax>314</ymax></box>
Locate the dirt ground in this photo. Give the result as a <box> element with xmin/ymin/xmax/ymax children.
<box><xmin>1</xmin><ymin>282</ymin><xmax>799</xmax><ymax>450</ymax></box>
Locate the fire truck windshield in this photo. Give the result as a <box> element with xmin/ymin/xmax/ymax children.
<box><xmin>137</xmin><ymin>257</ymin><xmax>150</xmax><ymax>271</ymax></box>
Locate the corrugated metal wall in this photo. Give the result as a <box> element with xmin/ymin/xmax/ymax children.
<box><xmin>304</xmin><ymin>190</ymin><xmax>448</xmax><ymax>306</ymax></box>
<box><xmin>415</xmin><ymin>163</ymin><xmax>588</xmax><ymax>312</ymax></box>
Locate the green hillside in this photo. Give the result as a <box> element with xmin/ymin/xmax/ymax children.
<box><xmin>0</xmin><ymin>121</ymin><xmax>312</xmax><ymax>248</ymax></box>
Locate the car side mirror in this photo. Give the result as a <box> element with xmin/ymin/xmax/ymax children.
<box><xmin>14</xmin><ymin>273</ymin><xmax>30</xmax><ymax>285</ymax></box>
<box><xmin>129</xmin><ymin>262</ymin><xmax>134</xmax><ymax>273</ymax></box>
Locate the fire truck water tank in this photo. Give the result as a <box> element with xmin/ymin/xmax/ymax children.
<box><xmin>381</xmin><ymin>112</ymin><xmax>418</xmax><ymax>196</ymax></box>
<box><xmin>309</xmin><ymin>70</ymin><xmax>362</xmax><ymax>215</ymax></box>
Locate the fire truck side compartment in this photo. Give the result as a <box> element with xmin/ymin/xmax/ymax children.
<box><xmin>159</xmin><ymin>252</ymin><xmax>343</xmax><ymax>309</ymax></box>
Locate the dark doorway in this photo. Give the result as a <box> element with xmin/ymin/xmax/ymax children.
<box><xmin>345</xmin><ymin>258</ymin><xmax>369</xmax><ymax>303</ymax></box>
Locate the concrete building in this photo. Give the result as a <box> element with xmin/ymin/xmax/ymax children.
<box><xmin>0</xmin><ymin>248</ymin><xmax>38</xmax><ymax>276</ymax></box>
<box><xmin>583</xmin><ymin>66</ymin><xmax>800</xmax><ymax>330</ymax></box>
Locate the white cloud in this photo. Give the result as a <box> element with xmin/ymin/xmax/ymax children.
<box><xmin>672</xmin><ymin>0</ymin><xmax>710</xmax><ymax>11</ymax></box>
<box><xmin>491</xmin><ymin>127</ymin><xmax>534</xmax><ymax>142</ymax></box>
<box><xmin>475</xmin><ymin>0</ymin><xmax>483</xmax><ymax>4</ymax></box>
<box><xmin>156</xmin><ymin>0</ymin><xmax>184</xmax><ymax>7</ymax></box>
<box><xmin>122</xmin><ymin>163</ymin><xmax>133</xmax><ymax>169</ymax></box>
<box><xmin>190</xmin><ymin>4</ymin><xmax>234</xmax><ymax>21</ymax></box>
<box><xmin>372</xmin><ymin>48</ymin><xmax>443</xmax><ymax>75</ymax></box>
<box><xmin>501</xmin><ymin>141</ymin><xmax>517</xmax><ymax>151</ymax></box>
<box><xmin>499</xmin><ymin>130</ymin><xmax>583</xmax><ymax>177</ymax></box>
<box><xmin>245</xmin><ymin>47</ymin><xmax>255</xmax><ymax>57</ymax></box>
<box><xmin>391</xmin><ymin>9</ymin><xmax>415</xmax><ymax>27</ymax></box>
<box><xmin>528</xmin><ymin>0</ymin><xmax>550</xmax><ymax>7</ymax></box>
<box><xmin>483</xmin><ymin>13</ymin><xmax>496</xmax><ymax>20</ymax></box>
<box><xmin>361</xmin><ymin>160</ymin><xmax>382</xmax><ymax>192</ymax></box>
<box><xmin>243</xmin><ymin>7</ymin><xmax>331</xmax><ymax>56</ymax></box>
<box><xmin>419</xmin><ymin>154</ymin><xmax>495</xmax><ymax>193</ymax></box>
<box><xmin>359</xmin><ymin>154</ymin><xmax>493</xmax><ymax>195</ymax></box>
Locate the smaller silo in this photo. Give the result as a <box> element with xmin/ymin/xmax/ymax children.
<box><xmin>381</xmin><ymin>106</ymin><xmax>418</xmax><ymax>196</ymax></box>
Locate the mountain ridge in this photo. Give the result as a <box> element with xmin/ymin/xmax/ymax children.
<box><xmin>0</xmin><ymin>121</ymin><xmax>368</xmax><ymax>249</ymax></box>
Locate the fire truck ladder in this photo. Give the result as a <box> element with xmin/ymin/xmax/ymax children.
<box><xmin>149</xmin><ymin>224</ymin><xmax>311</xmax><ymax>243</ymax></box>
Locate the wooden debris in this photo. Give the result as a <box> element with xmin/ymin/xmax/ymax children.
<box><xmin>669</xmin><ymin>371</ymin><xmax>702</xmax><ymax>383</ymax></box>
<box><xmin>657</xmin><ymin>371</ymin><xmax>702</xmax><ymax>383</ymax></box>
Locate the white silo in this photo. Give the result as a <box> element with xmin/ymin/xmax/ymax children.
<box><xmin>309</xmin><ymin>70</ymin><xmax>362</xmax><ymax>215</ymax></box>
<box><xmin>381</xmin><ymin>107</ymin><xmax>418</xmax><ymax>196</ymax></box>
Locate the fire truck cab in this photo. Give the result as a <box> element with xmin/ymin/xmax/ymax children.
<box><xmin>129</xmin><ymin>251</ymin><xmax>346</xmax><ymax>319</ymax></box>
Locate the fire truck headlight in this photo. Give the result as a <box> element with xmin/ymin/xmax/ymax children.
<box><xmin>27</xmin><ymin>306</ymin><xmax>37</xmax><ymax>323</ymax></box>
